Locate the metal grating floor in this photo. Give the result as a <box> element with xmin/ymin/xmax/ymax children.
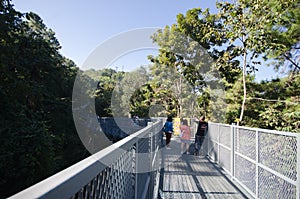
<box><xmin>158</xmin><ymin>138</ymin><xmax>251</xmax><ymax>199</ymax></box>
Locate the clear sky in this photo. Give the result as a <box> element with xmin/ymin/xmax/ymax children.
<box><xmin>12</xmin><ymin>0</ymin><xmax>282</xmax><ymax>81</ymax></box>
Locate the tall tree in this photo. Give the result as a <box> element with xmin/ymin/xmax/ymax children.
<box><xmin>217</xmin><ymin>0</ymin><xmax>300</xmax><ymax>124</ymax></box>
<box><xmin>172</xmin><ymin>0</ymin><xmax>299</xmax><ymax>125</ymax></box>
<box><xmin>149</xmin><ymin>23</ymin><xmax>223</xmax><ymax>119</ymax></box>
<box><xmin>176</xmin><ymin>8</ymin><xmax>241</xmax><ymax>87</ymax></box>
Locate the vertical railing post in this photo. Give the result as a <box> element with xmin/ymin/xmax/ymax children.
<box><xmin>135</xmin><ymin>141</ymin><xmax>139</xmax><ymax>199</ymax></box>
<box><xmin>149</xmin><ymin>122</ymin><xmax>153</xmax><ymax>199</ymax></box>
<box><xmin>204</xmin><ymin>124</ymin><xmax>208</xmax><ymax>156</ymax></box>
<box><xmin>207</xmin><ymin>123</ymin><xmax>210</xmax><ymax>157</ymax></box>
<box><xmin>296</xmin><ymin>134</ymin><xmax>300</xmax><ymax>199</ymax></box>
<box><xmin>230</xmin><ymin>123</ymin><xmax>235</xmax><ymax>178</ymax></box>
<box><xmin>217</xmin><ymin>124</ymin><xmax>220</xmax><ymax>164</ymax></box>
<box><xmin>255</xmin><ymin>129</ymin><xmax>259</xmax><ymax>198</ymax></box>
<box><xmin>208</xmin><ymin>122</ymin><xmax>212</xmax><ymax>158</ymax></box>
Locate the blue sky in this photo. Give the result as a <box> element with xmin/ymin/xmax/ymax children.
<box><xmin>12</xmin><ymin>0</ymin><xmax>281</xmax><ymax>81</ymax></box>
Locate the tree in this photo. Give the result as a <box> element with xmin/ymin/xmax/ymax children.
<box><xmin>107</xmin><ymin>66</ymin><xmax>150</xmax><ymax>118</ymax></box>
<box><xmin>93</xmin><ymin>68</ymin><xmax>125</xmax><ymax>116</ymax></box>
<box><xmin>172</xmin><ymin>0</ymin><xmax>300</xmax><ymax>125</ymax></box>
<box><xmin>148</xmin><ymin>23</ymin><xmax>221</xmax><ymax>119</ymax></box>
<box><xmin>211</xmin><ymin>0</ymin><xmax>299</xmax><ymax>125</ymax></box>
<box><xmin>176</xmin><ymin>8</ymin><xmax>241</xmax><ymax>87</ymax></box>
<box><xmin>259</xmin><ymin>0</ymin><xmax>300</xmax><ymax>75</ymax></box>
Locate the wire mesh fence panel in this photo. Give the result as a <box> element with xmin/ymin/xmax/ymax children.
<box><xmin>219</xmin><ymin>125</ymin><xmax>231</xmax><ymax>148</ymax></box>
<box><xmin>218</xmin><ymin>125</ymin><xmax>232</xmax><ymax>173</ymax></box>
<box><xmin>73</xmin><ymin>147</ymin><xmax>136</xmax><ymax>199</ymax></box>
<box><xmin>219</xmin><ymin>145</ymin><xmax>231</xmax><ymax>172</ymax></box>
<box><xmin>258</xmin><ymin>167</ymin><xmax>297</xmax><ymax>199</ymax></box>
<box><xmin>234</xmin><ymin>154</ymin><xmax>257</xmax><ymax>194</ymax></box>
<box><xmin>258</xmin><ymin>132</ymin><xmax>297</xmax><ymax>181</ymax></box>
<box><xmin>206</xmin><ymin>123</ymin><xmax>219</xmax><ymax>162</ymax></box>
<box><xmin>207</xmin><ymin>122</ymin><xmax>299</xmax><ymax>199</ymax></box>
<box><xmin>207</xmin><ymin>139</ymin><xmax>218</xmax><ymax>162</ymax></box>
<box><xmin>135</xmin><ymin>137</ymin><xmax>151</xmax><ymax>199</ymax></box>
<box><xmin>208</xmin><ymin>123</ymin><xmax>219</xmax><ymax>142</ymax></box>
<box><xmin>235</xmin><ymin>127</ymin><xmax>256</xmax><ymax>161</ymax></box>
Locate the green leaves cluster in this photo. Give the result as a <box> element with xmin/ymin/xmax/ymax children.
<box><xmin>258</xmin><ymin>76</ymin><xmax>300</xmax><ymax>132</ymax></box>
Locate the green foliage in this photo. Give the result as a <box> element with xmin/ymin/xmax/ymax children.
<box><xmin>149</xmin><ymin>23</ymin><xmax>223</xmax><ymax>119</ymax></box>
<box><xmin>129</xmin><ymin>76</ymin><xmax>175</xmax><ymax>118</ymax></box>
<box><xmin>0</xmin><ymin>1</ymin><xmax>87</xmax><ymax>197</ymax></box>
<box><xmin>225</xmin><ymin>75</ymin><xmax>300</xmax><ymax>132</ymax></box>
<box><xmin>257</xmin><ymin>75</ymin><xmax>300</xmax><ymax>132</ymax></box>
<box><xmin>258</xmin><ymin>0</ymin><xmax>300</xmax><ymax>73</ymax></box>
<box><xmin>176</xmin><ymin>8</ymin><xmax>241</xmax><ymax>86</ymax></box>
<box><xmin>149</xmin><ymin>0</ymin><xmax>299</xmax><ymax>130</ymax></box>
<box><xmin>130</xmin><ymin>84</ymin><xmax>153</xmax><ymax>118</ymax></box>
<box><xmin>93</xmin><ymin>69</ymin><xmax>125</xmax><ymax>116</ymax></box>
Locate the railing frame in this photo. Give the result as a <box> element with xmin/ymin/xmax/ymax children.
<box><xmin>10</xmin><ymin>120</ymin><xmax>163</xmax><ymax>199</ymax></box>
<box><xmin>206</xmin><ymin>122</ymin><xmax>300</xmax><ymax>199</ymax></box>
<box><xmin>10</xmin><ymin>119</ymin><xmax>299</xmax><ymax>198</ymax></box>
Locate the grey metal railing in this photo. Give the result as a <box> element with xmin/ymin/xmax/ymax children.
<box><xmin>10</xmin><ymin>120</ymin><xmax>163</xmax><ymax>199</ymax></box>
<box><xmin>203</xmin><ymin>122</ymin><xmax>300</xmax><ymax>199</ymax></box>
<box><xmin>11</xmin><ymin>119</ymin><xmax>298</xmax><ymax>199</ymax></box>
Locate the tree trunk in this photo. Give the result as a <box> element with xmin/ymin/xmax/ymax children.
<box><xmin>239</xmin><ymin>47</ymin><xmax>247</xmax><ymax>126</ymax></box>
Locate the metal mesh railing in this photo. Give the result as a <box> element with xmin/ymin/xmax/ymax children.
<box><xmin>259</xmin><ymin>132</ymin><xmax>297</xmax><ymax>181</ymax></box>
<box><xmin>73</xmin><ymin>148</ymin><xmax>136</xmax><ymax>199</ymax></box>
<box><xmin>10</xmin><ymin>120</ymin><xmax>163</xmax><ymax>199</ymax></box>
<box><xmin>206</xmin><ymin>123</ymin><xmax>300</xmax><ymax>199</ymax></box>
<box><xmin>236</xmin><ymin>128</ymin><xmax>256</xmax><ymax>160</ymax></box>
<box><xmin>11</xmin><ymin>120</ymin><xmax>299</xmax><ymax>198</ymax></box>
<box><xmin>235</xmin><ymin>154</ymin><xmax>256</xmax><ymax>194</ymax></box>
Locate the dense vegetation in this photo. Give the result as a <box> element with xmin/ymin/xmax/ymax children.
<box><xmin>0</xmin><ymin>1</ymin><xmax>88</xmax><ymax>197</ymax></box>
<box><xmin>0</xmin><ymin>0</ymin><xmax>299</xmax><ymax>197</ymax></box>
<box><xmin>144</xmin><ymin>0</ymin><xmax>300</xmax><ymax>130</ymax></box>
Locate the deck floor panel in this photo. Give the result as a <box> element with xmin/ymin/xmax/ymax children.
<box><xmin>159</xmin><ymin>138</ymin><xmax>250</xmax><ymax>199</ymax></box>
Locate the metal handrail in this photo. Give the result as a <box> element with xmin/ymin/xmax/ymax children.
<box><xmin>205</xmin><ymin>122</ymin><xmax>300</xmax><ymax>199</ymax></box>
<box><xmin>11</xmin><ymin>119</ymin><xmax>299</xmax><ymax>198</ymax></box>
<box><xmin>10</xmin><ymin>120</ymin><xmax>163</xmax><ymax>199</ymax></box>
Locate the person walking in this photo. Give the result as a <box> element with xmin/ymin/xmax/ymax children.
<box><xmin>163</xmin><ymin>116</ymin><xmax>174</xmax><ymax>149</ymax></box>
<box><xmin>194</xmin><ymin>116</ymin><xmax>208</xmax><ymax>156</ymax></box>
<box><xmin>180</xmin><ymin>119</ymin><xmax>191</xmax><ymax>154</ymax></box>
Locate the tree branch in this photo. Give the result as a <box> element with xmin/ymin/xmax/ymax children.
<box><xmin>284</xmin><ymin>53</ymin><xmax>300</xmax><ymax>70</ymax></box>
<box><xmin>247</xmin><ymin>97</ymin><xmax>299</xmax><ymax>105</ymax></box>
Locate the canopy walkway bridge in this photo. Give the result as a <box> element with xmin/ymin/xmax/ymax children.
<box><xmin>10</xmin><ymin>119</ymin><xmax>300</xmax><ymax>199</ymax></box>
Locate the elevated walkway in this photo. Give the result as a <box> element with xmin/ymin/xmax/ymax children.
<box><xmin>10</xmin><ymin>120</ymin><xmax>300</xmax><ymax>199</ymax></box>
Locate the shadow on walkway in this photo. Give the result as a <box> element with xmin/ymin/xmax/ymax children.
<box><xmin>158</xmin><ymin>137</ymin><xmax>249</xmax><ymax>199</ymax></box>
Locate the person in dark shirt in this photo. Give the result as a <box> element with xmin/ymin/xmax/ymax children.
<box><xmin>194</xmin><ymin>115</ymin><xmax>208</xmax><ymax>156</ymax></box>
<box><xmin>163</xmin><ymin>116</ymin><xmax>174</xmax><ymax>149</ymax></box>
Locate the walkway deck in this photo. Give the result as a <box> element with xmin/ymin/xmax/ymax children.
<box><xmin>159</xmin><ymin>137</ymin><xmax>251</xmax><ymax>199</ymax></box>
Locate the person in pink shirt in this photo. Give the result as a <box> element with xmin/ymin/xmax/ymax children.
<box><xmin>180</xmin><ymin>119</ymin><xmax>191</xmax><ymax>154</ymax></box>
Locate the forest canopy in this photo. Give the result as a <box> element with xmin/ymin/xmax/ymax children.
<box><xmin>0</xmin><ymin>1</ymin><xmax>87</xmax><ymax>197</ymax></box>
